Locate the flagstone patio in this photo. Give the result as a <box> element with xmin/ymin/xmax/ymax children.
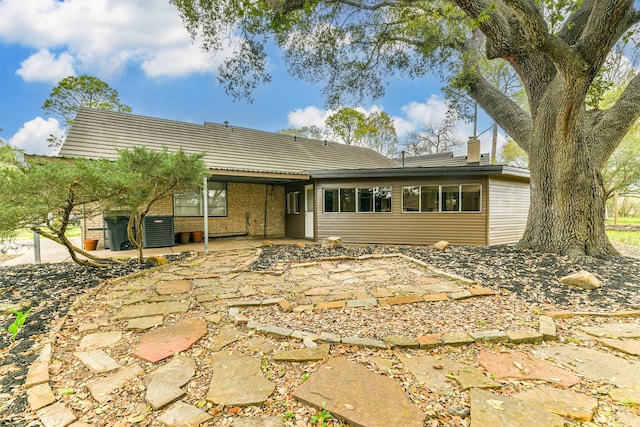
<box><xmin>18</xmin><ymin>247</ymin><xmax>640</xmax><ymax>426</ymax></box>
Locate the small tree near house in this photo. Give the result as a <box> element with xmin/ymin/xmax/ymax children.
<box><xmin>110</xmin><ymin>147</ymin><xmax>208</xmax><ymax>263</ymax></box>
<box><xmin>0</xmin><ymin>157</ymin><xmax>124</xmax><ymax>267</ymax></box>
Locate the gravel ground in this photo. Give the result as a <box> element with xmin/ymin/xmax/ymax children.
<box><xmin>254</xmin><ymin>244</ymin><xmax>640</xmax><ymax>312</ymax></box>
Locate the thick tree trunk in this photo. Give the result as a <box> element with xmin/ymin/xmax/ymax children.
<box><xmin>517</xmin><ymin>81</ymin><xmax>618</xmax><ymax>258</ymax></box>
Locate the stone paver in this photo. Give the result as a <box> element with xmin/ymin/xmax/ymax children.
<box><xmin>125</xmin><ymin>315</ymin><xmax>164</xmax><ymax>330</ymax></box>
<box><xmin>538</xmin><ymin>315</ymin><xmax>557</xmax><ymax>340</ymax></box>
<box><xmin>230</xmin><ymin>416</ymin><xmax>285</xmax><ymax>427</ymax></box>
<box><xmin>416</xmin><ymin>333</ymin><xmax>442</xmax><ymax>349</ymax></box>
<box><xmin>156</xmin><ymin>279</ymin><xmax>191</xmax><ymax>295</ymax></box>
<box><xmin>75</xmin><ymin>350</ymin><xmax>120</xmax><ymax>373</ymax></box>
<box><xmin>610</xmin><ymin>383</ymin><xmax>640</xmax><ymax>405</ymax></box>
<box><xmin>395</xmin><ymin>352</ymin><xmax>465</xmax><ymax>392</ymax></box>
<box><xmin>144</xmin><ymin>357</ymin><xmax>196</xmax><ymax>409</ymax></box>
<box><xmin>206</xmin><ymin>351</ymin><xmax>275</xmax><ymax>406</ymax></box>
<box><xmin>594</xmin><ymin>337</ymin><xmax>640</xmax><ymax>356</ymax></box>
<box><xmin>111</xmin><ymin>300</ymin><xmax>190</xmax><ymax>320</ymax></box>
<box><xmin>534</xmin><ymin>344</ymin><xmax>640</xmax><ymax>388</ymax></box>
<box><xmin>157</xmin><ymin>402</ymin><xmax>212</xmax><ymax>426</ymax></box>
<box><xmin>469</xmin><ymin>330</ymin><xmax>508</xmax><ymax>343</ymax></box>
<box><xmin>272</xmin><ymin>344</ymin><xmax>330</xmax><ymax>361</ymax></box>
<box><xmin>379</xmin><ymin>295</ymin><xmax>423</xmax><ymax>306</ymax></box>
<box><xmin>38</xmin><ymin>402</ymin><xmax>77</xmax><ymax>427</ymax></box>
<box><xmin>133</xmin><ymin>318</ymin><xmax>207</xmax><ymax>363</ymax></box>
<box><xmin>470</xmin><ymin>389</ymin><xmax>565</xmax><ymax>427</ymax></box>
<box><xmin>580</xmin><ymin>322</ymin><xmax>640</xmax><ymax>338</ymax></box>
<box><xmin>25</xmin><ymin>343</ymin><xmax>52</xmax><ymax>388</ymax></box>
<box><xmin>294</xmin><ymin>357</ymin><xmax>425</xmax><ymax>427</ymax></box>
<box><xmin>78</xmin><ymin>331</ymin><xmax>122</xmax><ymax>350</ymax></box>
<box><xmin>210</xmin><ymin>326</ymin><xmax>244</xmax><ymax>351</ymax></box>
<box><xmin>384</xmin><ymin>335</ymin><xmax>420</xmax><ymax>348</ymax></box>
<box><xmin>441</xmin><ymin>331</ymin><xmax>475</xmax><ymax>346</ymax></box>
<box><xmin>453</xmin><ymin>366</ymin><xmax>501</xmax><ymax>390</ymax></box>
<box><xmin>87</xmin><ymin>363</ymin><xmax>144</xmax><ymax>403</ymax></box>
<box><xmin>516</xmin><ymin>385</ymin><xmax>598</xmax><ymax>421</ymax></box>
<box><xmin>27</xmin><ymin>383</ymin><xmax>56</xmax><ymax>411</ymax></box>
<box><xmin>478</xmin><ymin>350</ymin><xmax>580</xmax><ymax>387</ymax></box>
<box><xmin>506</xmin><ymin>329</ymin><xmax>543</xmax><ymax>344</ymax></box>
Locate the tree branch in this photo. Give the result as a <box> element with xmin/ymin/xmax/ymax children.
<box><xmin>593</xmin><ymin>72</ymin><xmax>640</xmax><ymax>161</ymax></box>
<box><xmin>574</xmin><ymin>0</ymin><xmax>638</xmax><ymax>67</ymax></box>
<box><xmin>557</xmin><ymin>0</ymin><xmax>596</xmax><ymax>45</ymax></box>
<box><xmin>501</xmin><ymin>0</ymin><xmax>585</xmax><ymax>73</ymax></box>
<box><xmin>470</xmin><ymin>75</ymin><xmax>532</xmax><ymax>151</ymax></box>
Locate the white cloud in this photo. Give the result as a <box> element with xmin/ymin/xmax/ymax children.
<box><xmin>8</xmin><ymin>117</ymin><xmax>63</xmax><ymax>156</ymax></box>
<box><xmin>16</xmin><ymin>49</ymin><xmax>76</xmax><ymax>83</ymax></box>
<box><xmin>286</xmin><ymin>96</ymin><xmax>507</xmax><ymax>157</ymax></box>
<box><xmin>0</xmin><ymin>0</ymin><xmax>225</xmax><ymax>80</ymax></box>
<box><xmin>287</xmin><ymin>106</ymin><xmax>334</xmax><ymax>129</ymax></box>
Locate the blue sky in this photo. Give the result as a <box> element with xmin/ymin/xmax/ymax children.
<box><xmin>0</xmin><ymin>0</ymin><xmax>500</xmax><ymax>156</ymax></box>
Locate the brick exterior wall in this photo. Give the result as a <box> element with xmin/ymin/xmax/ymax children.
<box><xmin>81</xmin><ymin>182</ymin><xmax>286</xmax><ymax>249</ymax></box>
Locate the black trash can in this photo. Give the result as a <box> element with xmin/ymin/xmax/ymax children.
<box><xmin>104</xmin><ymin>216</ymin><xmax>133</xmax><ymax>251</ymax></box>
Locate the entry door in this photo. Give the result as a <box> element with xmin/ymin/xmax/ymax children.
<box><xmin>304</xmin><ymin>184</ymin><xmax>314</xmax><ymax>239</ymax></box>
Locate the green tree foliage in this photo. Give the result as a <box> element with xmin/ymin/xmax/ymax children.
<box><xmin>172</xmin><ymin>0</ymin><xmax>640</xmax><ymax>257</ymax></box>
<box><xmin>499</xmin><ymin>139</ymin><xmax>529</xmax><ymax>168</ymax></box>
<box><xmin>110</xmin><ymin>147</ymin><xmax>208</xmax><ymax>263</ymax></box>
<box><xmin>325</xmin><ymin>108</ymin><xmax>366</xmax><ymax>146</ymax></box>
<box><xmin>42</xmin><ymin>75</ymin><xmax>132</xmax><ymax>148</ymax></box>
<box><xmin>361</xmin><ymin>111</ymin><xmax>398</xmax><ymax>157</ymax></box>
<box><xmin>324</xmin><ymin>108</ymin><xmax>398</xmax><ymax>156</ymax></box>
<box><xmin>0</xmin><ymin>157</ymin><xmax>123</xmax><ymax>266</ymax></box>
<box><xmin>599</xmin><ymin>84</ymin><xmax>640</xmax><ymax>200</ymax></box>
<box><xmin>0</xmin><ymin>138</ymin><xmax>20</xmax><ymax>169</ymax></box>
<box><xmin>280</xmin><ymin>126</ymin><xmax>325</xmax><ymax>140</ymax></box>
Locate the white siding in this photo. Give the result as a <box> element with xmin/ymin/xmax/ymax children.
<box><xmin>488</xmin><ymin>177</ymin><xmax>530</xmax><ymax>245</ymax></box>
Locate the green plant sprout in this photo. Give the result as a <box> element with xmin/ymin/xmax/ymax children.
<box><xmin>310</xmin><ymin>403</ymin><xmax>333</xmax><ymax>427</ymax></box>
<box><xmin>8</xmin><ymin>308</ymin><xmax>31</xmax><ymax>343</ymax></box>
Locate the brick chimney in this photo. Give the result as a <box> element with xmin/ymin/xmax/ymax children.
<box><xmin>467</xmin><ymin>138</ymin><xmax>481</xmax><ymax>164</ymax></box>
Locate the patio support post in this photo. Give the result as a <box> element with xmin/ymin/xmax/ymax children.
<box><xmin>33</xmin><ymin>230</ymin><xmax>41</xmax><ymax>264</ymax></box>
<box><xmin>203</xmin><ymin>176</ymin><xmax>209</xmax><ymax>253</ymax></box>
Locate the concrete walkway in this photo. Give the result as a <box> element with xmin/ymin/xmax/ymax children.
<box><xmin>17</xmin><ymin>247</ymin><xmax>640</xmax><ymax>426</ymax></box>
<box><xmin>1</xmin><ymin>236</ymin><xmax>296</xmax><ymax>267</ymax></box>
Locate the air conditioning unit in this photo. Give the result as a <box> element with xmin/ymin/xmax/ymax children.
<box><xmin>143</xmin><ymin>216</ymin><xmax>175</xmax><ymax>248</ymax></box>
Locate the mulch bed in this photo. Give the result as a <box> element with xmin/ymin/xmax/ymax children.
<box><xmin>1</xmin><ymin>244</ymin><xmax>639</xmax><ymax>425</ymax></box>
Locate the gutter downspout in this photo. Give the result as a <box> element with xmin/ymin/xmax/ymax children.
<box><xmin>203</xmin><ymin>177</ymin><xmax>209</xmax><ymax>253</ymax></box>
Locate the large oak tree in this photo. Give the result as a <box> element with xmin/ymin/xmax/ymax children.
<box><xmin>172</xmin><ymin>0</ymin><xmax>640</xmax><ymax>257</ymax></box>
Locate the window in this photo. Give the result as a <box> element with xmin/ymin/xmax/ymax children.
<box><xmin>420</xmin><ymin>186</ymin><xmax>439</xmax><ymax>212</ymax></box>
<box><xmin>340</xmin><ymin>188</ymin><xmax>356</xmax><ymax>212</ymax></box>
<box><xmin>358</xmin><ymin>188</ymin><xmax>373</xmax><ymax>212</ymax></box>
<box><xmin>441</xmin><ymin>185</ymin><xmax>460</xmax><ymax>212</ymax></box>
<box><xmin>323</xmin><ymin>187</ymin><xmax>392</xmax><ymax>213</ymax></box>
<box><xmin>461</xmin><ymin>184</ymin><xmax>481</xmax><ymax>212</ymax></box>
<box><xmin>174</xmin><ymin>182</ymin><xmax>227</xmax><ymax>216</ymax></box>
<box><xmin>374</xmin><ymin>187</ymin><xmax>392</xmax><ymax>213</ymax></box>
<box><xmin>324</xmin><ymin>189</ymin><xmax>339</xmax><ymax>213</ymax></box>
<box><xmin>287</xmin><ymin>191</ymin><xmax>300</xmax><ymax>214</ymax></box>
<box><xmin>402</xmin><ymin>184</ymin><xmax>481</xmax><ymax>213</ymax></box>
<box><xmin>402</xmin><ymin>187</ymin><xmax>420</xmax><ymax>212</ymax></box>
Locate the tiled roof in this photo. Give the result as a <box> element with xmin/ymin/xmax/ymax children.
<box><xmin>398</xmin><ymin>152</ymin><xmax>492</xmax><ymax>167</ymax></box>
<box><xmin>59</xmin><ymin>109</ymin><xmax>399</xmax><ymax>174</ymax></box>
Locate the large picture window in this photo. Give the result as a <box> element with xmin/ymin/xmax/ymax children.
<box><xmin>402</xmin><ymin>184</ymin><xmax>481</xmax><ymax>213</ymax></box>
<box><xmin>324</xmin><ymin>187</ymin><xmax>392</xmax><ymax>213</ymax></box>
<box><xmin>174</xmin><ymin>182</ymin><xmax>227</xmax><ymax>216</ymax></box>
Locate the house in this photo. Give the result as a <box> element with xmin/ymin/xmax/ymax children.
<box><xmin>59</xmin><ymin>108</ymin><xmax>530</xmax><ymax>249</ymax></box>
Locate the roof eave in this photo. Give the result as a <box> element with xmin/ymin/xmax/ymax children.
<box><xmin>307</xmin><ymin>165</ymin><xmax>530</xmax><ymax>179</ymax></box>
